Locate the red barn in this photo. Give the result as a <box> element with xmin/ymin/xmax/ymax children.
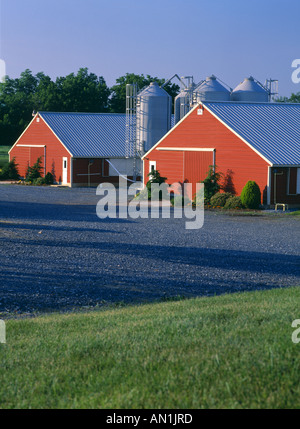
<box><xmin>142</xmin><ymin>102</ymin><xmax>300</xmax><ymax>207</ymax></box>
<box><xmin>9</xmin><ymin>111</ymin><xmax>140</xmax><ymax>186</ymax></box>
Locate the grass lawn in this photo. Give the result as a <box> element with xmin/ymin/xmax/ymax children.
<box><xmin>0</xmin><ymin>146</ymin><xmax>10</xmax><ymax>170</ymax></box>
<box><xmin>0</xmin><ymin>287</ymin><xmax>300</xmax><ymax>409</ymax></box>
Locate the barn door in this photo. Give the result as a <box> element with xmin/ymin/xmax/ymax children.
<box><xmin>183</xmin><ymin>151</ymin><xmax>214</xmax><ymax>195</ymax></box>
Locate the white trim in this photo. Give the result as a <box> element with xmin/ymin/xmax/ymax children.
<box><xmin>149</xmin><ymin>160</ymin><xmax>156</xmax><ymax>174</ymax></box>
<box><xmin>39</xmin><ymin>114</ymin><xmax>73</xmax><ymax>157</ymax></box>
<box><xmin>16</xmin><ymin>144</ymin><xmax>46</xmax><ymax>148</ymax></box>
<box><xmin>156</xmin><ymin>147</ymin><xmax>215</xmax><ymax>152</ymax></box>
<box><xmin>8</xmin><ymin>113</ymin><xmax>73</xmax><ymax>158</ymax></box>
<box><xmin>142</xmin><ymin>102</ymin><xmax>274</xmax><ymax>167</ymax></box>
<box><xmin>142</xmin><ymin>103</ymin><xmax>199</xmax><ymax>159</ymax></box>
<box><xmin>267</xmin><ymin>166</ymin><xmax>271</xmax><ymax>205</ymax></box>
<box><xmin>8</xmin><ymin>114</ymin><xmax>38</xmax><ymax>154</ymax></box>
<box><xmin>62</xmin><ymin>157</ymin><xmax>68</xmax><ymax>184</ymax></box>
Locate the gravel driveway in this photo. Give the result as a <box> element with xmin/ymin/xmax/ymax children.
<box><xmin>0</xmin><ymin>185</ymin><xmax>299</xmax><ymax>315</ymax></box>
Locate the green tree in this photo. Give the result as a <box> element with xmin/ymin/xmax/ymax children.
<box><xmin>0</xmin><ymin>157</ymin><xmax>20</xmax><ymax>180</ymax></box>
<box><xmin>56</xmin><ymin>68</ymin><xmax>110</xmax><ymax>112</ymax></box>
<box><xmin>200</xmin><ymin>166</ymin><xmax>222</xmax><ymax>205</ymax></box>
<box><xmin>276</xmin><ymin>92</ymin><xmax>300</xmax><ymax>103</ymax></box>
<box><xmin>109</xmin><ymin>73</ymin><xmax>180</xmax><ymax>113</ymax></box>
<box><xmin>0</xmin><ymin>68</ymin><xmax>111</xmax><ymax>147</ymax></box>
<box><xmin>146</xmin><ymin>169</ymin><xmax>168</xmax><ymax>200</ymax></box>
<box><xmin>26</xmin><ymin>157</ymin><xmax>43</xmax><ymax>182</ymax></box>
<box><xmin>0</xmin><ymin>70</ymin><xmax>39</xmax><ymax>146</ymax></box>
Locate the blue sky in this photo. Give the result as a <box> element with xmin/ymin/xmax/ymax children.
<box><xmin>1</xmin><ymin>0</ymin><xmax>300</xmax><ymax>97</ymax></box>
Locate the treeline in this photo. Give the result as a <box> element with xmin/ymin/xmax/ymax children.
<box><xmin>0</xmin><ymin>68</ymin><xmax>180</xmax><ymax>147</ymax></box>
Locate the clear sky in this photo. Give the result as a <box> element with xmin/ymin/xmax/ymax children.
<box><xmin>1</xmin><ymin>0</ymin><xmax>299</xmax><ymax>97</ymax></box>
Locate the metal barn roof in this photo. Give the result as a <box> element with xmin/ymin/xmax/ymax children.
<box><xmin>39</xmin><ymin>112</ymin><xmax>127</xmax><ymax>158</ymax></box>
<box><xmin>203</xmin><ymin>102</ymin><xmax>300</xmax><ymax>165</ymax></box>
<box><xmin>39</xmin><ymin>111</ymin><xmax>175</xmax><ymax>158</ymax></box>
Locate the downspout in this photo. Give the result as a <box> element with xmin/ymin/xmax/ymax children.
<box><xmin>88</xmin><ymin>159</ymin><xmax>94</xmax><ymax>188</ymax></box>
<box><xmin>213</xmin><ymin>149</ymin><xmax>216</xmax><ymax>173</ymax></box>
<box><xmin>267</xmin><ymin>166</ymin><xmax>271</xmax><ymax>206</ymax></box>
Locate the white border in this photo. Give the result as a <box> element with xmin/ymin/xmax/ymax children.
<box><xmin>156</xmin><ymin>147</ymin><xmax>215</xmax><ymax>152</ymax></box>
<box><xmin>8</xmin><ymin>113</ymin><xmax>73</xmax><ymax>157</ymax></box>
<box><xmin>142</xmin><ymin>102</ymin><xmax>274</xmax><ymax>167</ymax></box>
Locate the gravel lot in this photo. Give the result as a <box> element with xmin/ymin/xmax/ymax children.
<box><xmin>0</xmin><ymin>184</ymin><xmax>299</xmax><ymax>315</ymax></box>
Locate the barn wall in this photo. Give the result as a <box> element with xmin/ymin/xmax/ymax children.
<box><xmin>270</xmin><ymin>167</ymin><xmax>300</xmax><ymax>206</ymax></box>
<box><xmin>73</xmin><ymin>158</ymin><xmax>109</xmax><ymax>185</ymax></box>
<box><xmin>72</xmin><ymin>158</ymin><xmax>139</xmax><ymax>187</ymax></box>
<box><xmin>144</xmin><ymin>106</ymin><xmax>270</xmax><ymax>202</ymax></box>
<box><xmin>9</xmin><ymin>115</ymin><xmax>71</xmax><ymax>183</ymax></box>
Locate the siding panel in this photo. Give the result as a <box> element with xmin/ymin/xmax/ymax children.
<box><xmin>10</xmin><ymin>116</ymin><xmax>71</xmax><ymax>183</ymax></box>
<box><xmin>145</xmin><ymin>106</ymin><xmax>270</xmax><ymax>202</ymax></box>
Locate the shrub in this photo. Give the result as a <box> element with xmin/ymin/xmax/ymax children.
<box><xmin>34</xmin><ymin>177</ymin><xmax>45</xmax><ymax>186</ymax></box>
<box><xmin>44</xmin><ymin>172</ymin><xmax>54</xmax><ymax>185</ymax></box>
<box><xmin>210</xmin><ymin>192</ymin><xmax>233</xmax><ymax>207</ymax></box>
<box><xmin>224</xmin><ymin>196</ymin><xmax>244</xmax><ymax>210</ymax></box>
<box><xmin>240</xmin><ymin>181</ymin><xmax>261</xmax><ymax>209</ymax></box>
<box><xmin>26</xmin><ymin>157</ymin><xmax>43</xmax><ymax>182</ymax></box>
<box><xmin>0</xmin><ymin>158</ymin><xmax>20</xmax><ymax>180</ymax></box>
<box><xmin>198</xmin><ymin>166</ymin><xmax>222</xmax><ymax>205</ymax></box>
<box><xmin>146</xmin><ymin>170</ymin><xmax>168</xmax><ymax>200</ymax></box>
<box><xmin>171</xmin><ymin>195</ymin><xmax>191</xmax><ymax>207</ymax></box>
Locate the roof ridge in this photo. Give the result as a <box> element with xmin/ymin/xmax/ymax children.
<box><xmin>39</xmin><ymin>111</ymin><xmax>127</xmax><ymax>116</ymax></box>
<box><xmin>203</xmin><ymin>101</ymin><xmax>300</xmax><ymax>106</ymax></box>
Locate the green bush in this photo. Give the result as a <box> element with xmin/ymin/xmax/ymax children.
<box><xmin>26</xmin><ymin>157</ymin><xmax>43</xmax><ymax>182</ymax></box>
<box><xmin>240</xmin><ymin>181</ymin><xmax>261</xmax><ymax>209</ymax></box>
<box><xmin>146</xmin><ymin>170</ymin><xmax>168</xmax><ymax>200</ymax></box>
<box><xmin>210</xmin><ymin>192</ymin><xmax>233</xmax><ymax>207</ymax></box>
<box><xmin>224</xmin><ymin>196</ymin><xmax>244</xmax><ymax>210</ymax></box>
<box><xmin>195</xmin><ymin>166</ymin><xmax>222</xmax><ymax>205</ymax></box>
<box><xmin>44</xmin><ymin>172</ymin><xmax>54</xmax><ymax>185</ymax></box>
<box><xmin>34</xmin><ymin>177</ymin><xmax>46</xmax><ymax>186</ymax></box>
<box><xmin>0</xmin><ymin>157</ymin><xmax>20</xmax><ymax>180</ymax></box>
<box><xmin>171</xmin><ymin>195</ymin><xmax>191</xmax><ymax>207</ymax></box>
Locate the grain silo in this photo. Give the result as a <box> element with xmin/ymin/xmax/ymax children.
<box><xmin>194</xmin><ymin>75</ymin><xmax>231</xmax><ymax>102</ymax></box>
<box><xmin>231</xmin><ymin>76</ymin><xmax>269</xmax><ymax>102</ymax></box>
<box><xmin>174</xmin><ymin>88</ymin><xmax>193</xmax><ymax>124</ymax></box>
<box><xmin>136</xmin><ymin>82</ymin><xmax>171</xmax><ymax>153</ymax></box>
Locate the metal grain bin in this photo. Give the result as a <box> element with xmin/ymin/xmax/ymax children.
<box><xmin>137</xmin><ymin>82</ymin><xmax>171</xmax><ymax>153</ymax></box>
<box><xmin>231</xmin><ymin>77</ymin><xmax>269</xmax><ymax>102</ymax></box>
<box><xmin>194</xmin><ymin>75</ymin><xmax>231</xmax><ymax>102</ymax></box>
